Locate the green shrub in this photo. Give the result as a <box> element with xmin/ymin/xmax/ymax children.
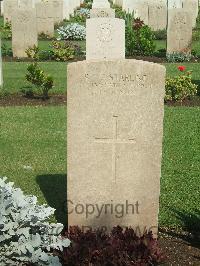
<box><xmin>0</xmin><ymin>22</ymin><xmax>12</xmax><ymax>40</ymax></box>
<box><xmin>51</xmin><ymin>41</ymin><xmax>76</xmax><ymax>61</ymax></box>
<box><xmin>26</xmin><ymin>45</ymin><xmax>40</xmax><ymax>61</ymax></box>
<box><xmin>26</xmin><ymin>45</ymin><xmax>54</xmax><ymax>61</ymax></box>
<box><xmin>26</xmin><ymin>63</ymin><xmax>54</xmax><ymax>99</ymax></box>
<box><xmin>153</xmin><ymin>29</ymin><xmax>167</xmax><ymax>40</ymax></box>
<box><xmin>125</xmin><ymin>13</ymin><xmax>136</xmax><ymax>56</ymax></box>
<box><xmin>112</xmin><ymin>5</ymin><xmax>125</xmax><ymax>18</ymax></box>
<box><xmin>0</xmin><ymin>177</ymin><xmax>70</xmax><ymax>266</ymax></box>
<box><xmin>1</xmin><ymin>43</ymin><xmax>13</xmax><ymax>57</ymax></box>
<box><xmin>125</xmin><ymin>16</ymin><xmax>155</xmax><ymax>56</ymax></box>
<box><xmin>165</xmin><ymin>67</ymin><xmax>197</xmax><ymax>102</ymax></box>
<box><xmin>38</xmin><ymin>32</ymin><xmax>54</xmax><ymax>40</ymax></box>
<box><xmin>38</xmin><ymin>49</ymin><xmax>54</xmax><ymax>61</ymax></box>
<box><xmin>154</xmin><ymin>48</ymin><xmax>166</xmax><ymax>58</ymax></box>
<box><xmin>80</xmin><ymin>0</ymin><xmax>92</xmax><ymax>9</ymax></box>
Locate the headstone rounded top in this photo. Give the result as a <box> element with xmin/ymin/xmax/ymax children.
<box><xmin>92</xmin><ymin>0</ymin><xmax>110</xmax><ymax>9</ymax></box>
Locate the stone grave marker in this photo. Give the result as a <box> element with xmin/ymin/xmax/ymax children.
<box><xmin>90</xmin><ymin>0</ymin><xmax>115</xmax><ymax>18</ymax></box>
<box><xmin>133</xmin><ymin>3</ymin><xmax>149</xmax><ymax>25</ymax></box>
<box><xmin>11</xmin><ymin>8</ymin><xmax>38</xmax><ymax>58</ymax></box>
<box><xmin>3</xmin><ymin>0</ymin><xmax>18</xmax><ymax>23</ymax></box>
<box><xmin>148</xmin><ymin>0</ymin><xmax>167</xmax><ymax>30</ymax></box>
<box><xmin>168</xmin><ymin>0</ymin><xmax>183</xmax><ymax>9</ymax></box>
<box><xmin>86</xmin><ymin>18</ymin><xmax>125</xmax><ymax>60</ymax></box>
<box><xmin>167</xmin><ymin>9</ymin><xmax>192</xmax><ymax>54</ymax></box>
<box><xmin>18</xmin><ymin>0</ymin><xmax>34</xmax><ymax>9</ymax></box>
<box><xmin>67</xmin><ymin>13</ymin><xmax>166</xmax><ymax>235</ymax></box>
<box><xmin>182</xmin><ymin>0</ymin><xmax>199</xmax><ymax>27</ymax></box>
<box><xmin>52</xmin><ymin>0</ymin><xmax>64</xmax><ymax>24</ymax></box>
<box><xmin>36</xmin><ymin>1</ymin><xmax>54</xmax><ymax>37</ymax></box>
<box><xmin>92</xmin><ymin>0</ymin><xmax>110</xmax><ymax>8</ymax></box>
<box><xmin>123</xmin><ymin>0</ymin><xmax>139</xmax><ymax>13</ymax></box>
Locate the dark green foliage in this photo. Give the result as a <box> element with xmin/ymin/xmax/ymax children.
<box><xmin>125</xmin><ymin>16</ymin><xmax>156</xmax><ymax>56</ymax></box>
<box><xmin>25</xmin><ymin>42</ymin><xmax>82</xmax><ymax>62</ymax></box>
<box><xmin>51</xmin><ymin>41</ymin><xmax>80</xmax><ymax>61</ymax></box>
<box><xmin>0</xmin><ymin>22</ymin><xmax>12</xmax><ymax>40</ymax></box>
<box><xmin>112</xmin><ymin>5</ymin><xmax>126</xmax><ymax>18</ymax></box>
<box><xmin>1</xmin><ymin>43</ymin><xmax>13</xmax><ymax>57</ymax></box>
<box><xmin>153</xmin><ymin>29</ymin><xmax>167</xmax><ymax>40</ymax></box>
<box><xmin>26</xmin><ymin>63</ymin><xmax>54</xmax><ymax>99</ymax></box>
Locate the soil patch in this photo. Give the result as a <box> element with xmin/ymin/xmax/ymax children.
<box><xmin>0</xmin><ymin>94</ymin><xmax>200</xmax><ymax>107</ymax></box>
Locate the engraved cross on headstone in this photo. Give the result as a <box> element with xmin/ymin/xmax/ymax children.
<box><xmin>94</xmin><ymin>115</ymin><xmax>136</xmax><ymax>183</ymax></box>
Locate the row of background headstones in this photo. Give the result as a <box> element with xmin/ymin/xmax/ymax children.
<box><xmin>91</xmin><ymin>0</ymin><xmax>198</xmax><ymax>57</ymax></box>
<box><xmin>1</xmin><ymin>0</ymin><xmax>84</xmax><ymax>57</ymax></box>
<box><xmin>114</xmin><ymin>0</ymin><xmax>199</xmax><ymax>30</ymax></box>
<box><xmin>1</xmin><ymin>0</ymin><xmax>199</xmax><ymax>57</ymax></box>
<box><xmin>1</xmin><ymin>0</ymin><xmax>83</xmax><ymax>22</ymax></box>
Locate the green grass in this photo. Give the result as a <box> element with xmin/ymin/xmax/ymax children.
<box><xmin>2</xmin><ymin>61</ymin><xmax>200</xmax><ymax>95</ymax></box>
<box><xmin>0</xmin><ymin>106</ymin><xmax>199</xmax><ymax>229</ymax></box>
<box><xmin>0</xmin><ymin>106</ymin><xmax>67</xmax><ymax>223</ymax></box>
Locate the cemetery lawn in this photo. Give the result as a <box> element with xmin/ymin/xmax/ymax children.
<box><xmin>0</xmin><ymin>106</ymin><xmax>199</xmax><ymax>230</ymax></box>
<box><xmin>2</xmin><ymin>62</ymin><xmax>200</xmax><ymax>95</ymax></box>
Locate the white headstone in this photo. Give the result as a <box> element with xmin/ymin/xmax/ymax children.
<box><xmin>168</xmin><ymin>0</ymin><xmax>183</xmax><ymax>9</ymax></box>
<box><xmin>36</xmin><ymin>2</ymin><xmax>55</xmax><ymax>37</ymax></box>
<box><xmin>92</xmin><ymin>0</ymin><xmax>110</xmax><ymax>8</ymax></box>
<box><xmin>167</xmin><ymin>9</ymin><xmax>193</xmax><ymax>54</ymax></box>
<box><xmin>134</xmin><ymin>3</ymin><xmax>149</xmax><ymax>25</ymax></box>
<box><xmin>11</xmin><ymin>8</ymin><xmax>38</xmax><ymax>58</ymax></box>
<box><xmin>90</xmin><ymin>8</ymin><xmax>115</xmax><ymax>18</ymax></box>
<box><xmin>182</xmin><ymin>0</ymin><xmax>199</xmax><ymax>27</ymax></box>
<box><xmin>3</xmin><ymin>0</ymin><xmax>18</xmax><ymax>23</ymax></box>
<box><xmin>148</xmin><ymin>0</ymin><xmax>167</xmax><ymax>30</ymax></box>
<box><xmin>67</xmin><ymin>59</ymin><xmax>166</xmax><ymax>235</ymax></box>
<box><xmin>86</xmin><ymin>18</ymin><xmax>125</xmax><ymax>60</ymax></box>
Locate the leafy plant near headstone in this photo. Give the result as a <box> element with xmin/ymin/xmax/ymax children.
<box><xmin>0</xmin><ymin>177</ymin><xmax>70</xmax><ymax>266</ymax></box>
<box><xmin>26</xmin><ymin>63</ymin><xmax>54</xmax><ymax>100</ymax></box>
<box><xmin>26</xmin><ymin>42</ymin><xmax>82</xmax><ymax>62</ymax></box>
<box><xmin>165</xmin><ymin>66</ymin><xmax>198</xmax><ymax>102</ymax></box>
<box><xmin>125</xmin><ymin>15</ymin><xmax>156</xmax><ymax>56</ymax></box>
<box><xmin>80</xmin><ymin>0</ymin><xmax>92</xmax><ymax>9</ymax></box>
<box><xmin>1</xmin><ymin>43</ymin><xmax>13</xmax><ymax>57</ymax></box>
<box><xmin>51</xmin><ymin>41</ymin><xmax>80</xmax><ymax>61</ymax></box>
<box><xmin>112</xmin><ymin>5</ymin><xmax>126</xmax><ymax>19</ymax></box>
<box><xmin>54</xmin><ymin>226</ymin><xmax>166</xmax><ymax>265</ymax></box>
<box><xmin>0</xmin><ymin>22</ymin><xmax>12</xmax><ymax>40</ymax></box>
<box><xmin>69</xmin><ymin>8</ymin><xmax>90</xmax><ymax>23</ymax></box>
<box><xmin>153</xmin><ymin>29</ymin><xmax>167</xmax><ymax>40</ymax></box>
<box><xmin>25</xmin><ymin>46</ymin><xmax>54</xmax><ymax>99</ymax></box>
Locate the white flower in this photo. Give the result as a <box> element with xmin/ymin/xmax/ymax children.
<box><xmin>57</xmin><ymin>23</ymin><xmax>86</xmax><ymax>41</ymax></box>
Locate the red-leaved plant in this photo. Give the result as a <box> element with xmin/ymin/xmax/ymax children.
<box><xmin>54</xmin><ymin>226</ymin><xmax>166</xmax><ymax>266</ymax></box>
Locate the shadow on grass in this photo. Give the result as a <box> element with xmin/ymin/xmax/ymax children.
<box><xmin>160</xmin><ymin>209</ymin><xmax>200</xmax><ymax>249</ymax></box>
<box><xmin>36</xmin><ymin>174</ymin><xmax>67</xmax><ymax>225</ymax></box>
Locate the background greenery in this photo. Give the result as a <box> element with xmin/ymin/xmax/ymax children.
<box><xmin>1</xmin><ymin>62</ymin><xmax>200</xmax><ymax>95</ymax></box>
<box><xmin>0</xmin><ymin>106</ymin><xmax>199</xmax><ymax>229</ymax></box>
<box><xmin>0</xmin><ymin>12</ymin><xmax>199</xmax><ymax>232</ymax></box>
